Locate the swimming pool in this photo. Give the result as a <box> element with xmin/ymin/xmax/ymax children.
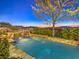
<box><xmin>15</xmin><ymin>38</ymin><xmax>79</xmax><ymax>59</ymax></box>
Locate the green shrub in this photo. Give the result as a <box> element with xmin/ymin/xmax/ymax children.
<box><xmin>61</xmin><ymin>28</ymin><xmax>79</xmax><ymax>41</ymax></box>
<box><xmin>32</xmin><ymin>30</ymin><xmax>52</xmax><ymax>36</ymax></box>
<box><xmin>0</xmin><ymin>38</ymin><xmax>9</xmax><ymax>59</ymax></box>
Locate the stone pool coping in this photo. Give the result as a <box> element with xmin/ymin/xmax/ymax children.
<box><xmin>31</xmin><ymin>34</ymin><xmax>78</xmax><ymax>46</ymax></box>
<box><xmin>9</xmin><ymin>44</ymin><xmax>35</xmax><ymax>59</ymax></box>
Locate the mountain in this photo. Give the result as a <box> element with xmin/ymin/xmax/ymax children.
<box><xmin>59</xmin><ymin>24</ymin><xmax>79</xmax><ymax>28</ymax></box>
<box><xmin>0</xmin><ymin>22</ymin><xmax>12</xmax><ymax>27</ymax></box>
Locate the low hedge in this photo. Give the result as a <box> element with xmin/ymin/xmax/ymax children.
<box><xmin>31</xmin><ymin>28</ymin><xmax>79</xmax><ymax>41</ymax></box>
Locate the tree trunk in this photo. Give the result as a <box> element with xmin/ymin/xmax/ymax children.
<box><xmin>52</xmin><ymin>22</ymin><xmax>55</xmax><ymax>37</ymax></box>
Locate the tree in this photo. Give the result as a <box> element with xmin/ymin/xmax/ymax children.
<box><xmin>32</xmin><ymin>0</ymin><xmax>79</xmax><ymax>37</ymax></box>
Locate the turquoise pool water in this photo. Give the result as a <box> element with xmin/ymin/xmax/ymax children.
<box><xmin>15</xmin><ymin>38</ymin><xmax>79</xmax><ymax>59</ymax></box>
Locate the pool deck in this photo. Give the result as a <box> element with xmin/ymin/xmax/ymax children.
<box><xmin>31</xmin><ymin>34</ymin><xmax>78</xmax><ymax>46</ymax></box>
<box><xmin>9</xmin><ymin>44</ymin><xmax>35</xmax><ymax>59</ymax></box>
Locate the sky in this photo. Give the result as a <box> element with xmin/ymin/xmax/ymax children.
<box><xmin>0</xmin><ymin>0</ymin><xmax>79</xmax><ymax>26</ymax></box>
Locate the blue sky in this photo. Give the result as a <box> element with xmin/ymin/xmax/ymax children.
<box><xmin>0</xmin><ymin>0</ymin><xmax>43</xmax><ymax>26</ymax></box>
<box><xmin>0</xmin><ymin>0</ymin><xmax>79</xmax><ymax>26</ymax></box>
